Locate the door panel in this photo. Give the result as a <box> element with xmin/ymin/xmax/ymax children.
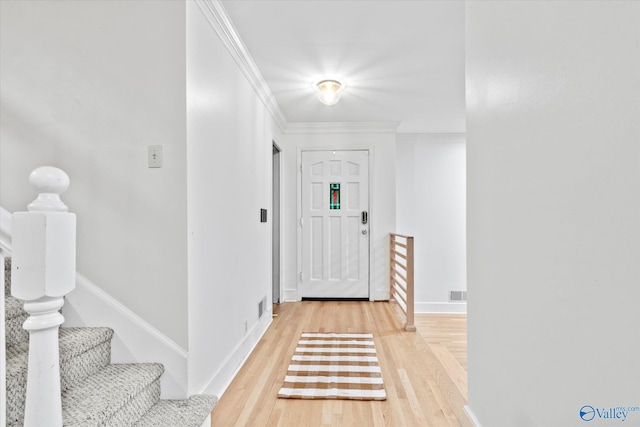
<box><xmin>301</xmin><ymin>150</ymin><xmax>369</xmax><ymax>299</ymax></box>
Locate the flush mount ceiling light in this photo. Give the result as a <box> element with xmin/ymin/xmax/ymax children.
<box><xmin>314</xmin><ymin>79</ymin><xmax>345</xmax><ymax>106</ymax></box>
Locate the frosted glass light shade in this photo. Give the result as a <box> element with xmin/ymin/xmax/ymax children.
<box><xmin>315</xmin><ymin>79</ymin><xmax>345</xmax><ymax>105</ymax></box>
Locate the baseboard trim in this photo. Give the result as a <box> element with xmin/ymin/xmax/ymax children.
<box><xmin>62</xmin><ymin>273</ymin><xmax>189</xmax><ymax>399</ymax></box>
<box><xmin>415</xmin><ymin>301</ymin><xmax>467</xmax><ymax>314</ymax></box>
<box><xmin>283</xmin><ymin>289</ymin><xmax>298</xmax><ymax>302</ymax></box>
<box><xmin>463</xmin><ymin>405</ymin><xmax>482</xmax><ymax>427</ymax></box>
<box><xmin>201</xmin><ymin>310</ymin><xmax>272</xmax><ymax>398</ymax></box>
<box><xmin>373</xmin><ymin>287</ymin><xmax>390</xmax><ymax>301</ymax></box>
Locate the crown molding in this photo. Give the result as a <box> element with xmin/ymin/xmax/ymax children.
<box><xmin>396</xmin><ymin>133</ymin><xmax>466</xmax><ymax>143</ymax></box>
<box><xmin>285</xmin><ymin>122</ymin><xmax>401</xmax><ymax>135</ymax></box>
<box><xmin>195</xmin><ymin>0</ymin><xmax>288</xmax><ymax>132</ymax></box>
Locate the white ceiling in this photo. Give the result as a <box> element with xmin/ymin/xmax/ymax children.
<box><xmin>220</xmin><ymin>0</ymin><xmax>465</xmax><ymax>134</ymax></box>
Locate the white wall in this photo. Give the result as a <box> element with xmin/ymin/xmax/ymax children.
<box><xmin>186</xmin><ymin>1</ymin><xmax>280</xmax><ymax>396</ymax></box>
<box><xmin>466</xmin><ymin>2</ymin><xmax>640</xmax><ymax>426</ymax></box>
<box><xmin>396</xmin><ymin>134</ymin><xmax>466</xmax><ymax>313</ymax></box>
<box><xmin>0</xmin><ymin>1</ymin><xmax>189</xmax><ymax>348</ymax></box>
<box><xmin>280</xmin><ymin>130</ymin><xmax>396</xmax><ymax>302</ymax></box>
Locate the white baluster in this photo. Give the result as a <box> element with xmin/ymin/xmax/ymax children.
<box><xmin>11</xmin><ymin>167</ymin><xmax>76</xmax><ymax>427</ymax></box>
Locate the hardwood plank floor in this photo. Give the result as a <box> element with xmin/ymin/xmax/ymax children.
<box><xmin>414</xmin><ymin>313</ymin><xmax>467</xmax><ymax>371</ymax></box>
<box><xmin>210</xmin><ymin>301</ymin><xmax>467</xmax><ymax>427</ymax></box>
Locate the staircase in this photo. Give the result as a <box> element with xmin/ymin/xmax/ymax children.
<box><xmin>4</xmin><ymin>257</ymin><xmax>217</xmax><ymax>426</ymax></box>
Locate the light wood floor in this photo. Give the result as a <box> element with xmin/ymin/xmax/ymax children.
<box><xmin>210</xmin><ymin>301</ymin><xmax>468</xmax><ymax>427</ymax></box>
<box><xmin>414</xmin><ymin>313</ymin><xmax>467</xmax><ymax>371</ymax></box>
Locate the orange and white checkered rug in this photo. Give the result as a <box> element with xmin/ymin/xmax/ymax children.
<box><xmin>277</xmin><ymin>333</ymin><xmax>386</xmax><ymax>400</ymax></box>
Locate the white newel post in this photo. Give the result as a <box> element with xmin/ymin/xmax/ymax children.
<box><xmin>11</xmin><ymin>167</ymin><xmax>76</xmax><ymax>427</ymax></box>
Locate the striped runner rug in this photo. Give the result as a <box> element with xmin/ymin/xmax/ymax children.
<box><xmin>277</xmin><ymin>332</ymin><xmax>386</xmax><ymax>400</ymax></box>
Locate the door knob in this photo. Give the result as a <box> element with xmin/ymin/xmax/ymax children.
<box><xmin>361</xmin><ymin>229</ymin><xmax>368</xmax><ymax>235</ymax></box>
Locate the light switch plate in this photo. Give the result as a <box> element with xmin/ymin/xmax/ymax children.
<box><xmin>148</xmin><ymin>145</ymin><xmax>162</xmax><ymax>168</ymax></box>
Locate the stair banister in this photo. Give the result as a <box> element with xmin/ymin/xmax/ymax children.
<box><xmin>11</xmin><ymin>166</ymin><xmax>76</xmax><ymax>427</ymax></box>
<box><xmin>389</xmin><ymin>233</ymin><xmax>416</xmax><ymax>332</ymax></box>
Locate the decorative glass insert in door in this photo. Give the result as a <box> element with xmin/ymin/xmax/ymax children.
<box><xmin>329</xmin><ymin>183</ymin><xmax>341</xmax><ymax>210</ymax></box>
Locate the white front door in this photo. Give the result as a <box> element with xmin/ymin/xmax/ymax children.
<box><xmin>301</xmin><ymin>150</ymin><xmax>370</xmax><ymax>299</ymax></box>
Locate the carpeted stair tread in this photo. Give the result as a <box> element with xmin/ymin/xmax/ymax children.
<box><xmin>62</xmin><ymin>363</ymin><xmax>164</xmax><ymax>427</ymax></box>
<box><xmin>4</xmin><ymin>252</ymin><xmax>219</xmax><ymax>425</ymax></box>
<box><xmin>7</xmin><ymin>327</ymin><xmax>113</xmax><ymax>380</ymax></box>
<box><xmin>4</xmin><ymin>294</ymin><xmax>28</xmax><ymax>347</ymax></box>
<box><xmin>6</xmin><ymin>327</ymin><xmax>114</xmax><ymax>426</ymax></box>
<box><xmin>60</xmin><ymin>327</ymin><xmax>114</xmax><ymax>361</ymax></box>
<box><xmin>4</xmin><ymin>256</ymin><xmax>11</xmax><ymax>295</ymax></box>
<box><xmin>133</xmin><ymin>395</ymin><xmax>218</xmax><ymax>427</ymax></box>
<box><xmin>4</xmin><ymin>294</ymin><xmax>24</xmax><ymax>318</ymax></box>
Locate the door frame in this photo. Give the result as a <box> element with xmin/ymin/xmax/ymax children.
<box><xmin>296</xmin><ymin>146</ymin><xmax>374</xmax><ymax>301</ymax></box>
<box><xmin>272</xmin><ymin>141</ymin><xmax>283</xmax><ymax>305</ymax></box>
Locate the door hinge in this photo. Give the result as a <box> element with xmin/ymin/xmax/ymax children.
<box><xmin>300</xmin><ymin>217</ymin><xmax>304</xmax><ymax>226</ymax></box>
<box><xmin>300</xmin><ymin>163</ymin><xmax>303</xmax><ymax>172</ymax></box>
<box><xmin>300</xmin><ymin>272</ymin><xmax>304</xmax><ymax>281</ymax></box>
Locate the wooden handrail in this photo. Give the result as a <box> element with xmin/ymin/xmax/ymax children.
<box><xmin>390</xmin><ymin>233</ymin><xmax>413</xmax><ymax>239</ymax></box>
<box><xmin>389</xmin><ymin>233</ymin><xmax>416</xmax><ymax>332</ymax></box>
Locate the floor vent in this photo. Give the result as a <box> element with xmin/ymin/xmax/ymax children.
<box><xmin>449</xmin><ymin>290</ymin><xmax>467</xmax><ymax>302</ymax></box>
<box><xmin>258</xmin><ymin>297</ymin><xmax>267</xmax><ymax>318</ymax></box>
